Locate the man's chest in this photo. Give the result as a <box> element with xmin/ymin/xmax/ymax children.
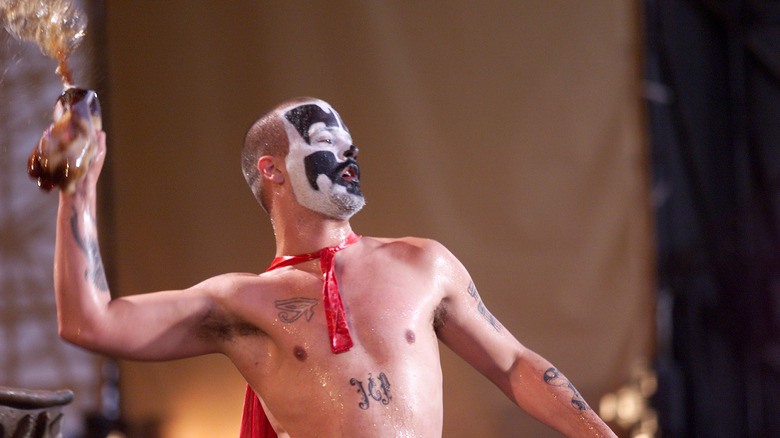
<box><xmin>241</xmin><ymin>257</ymin><xmax>437</xmax><ymax>357</ymax></box>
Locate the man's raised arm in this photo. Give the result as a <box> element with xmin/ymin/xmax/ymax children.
<box><xmin>431</xmin><ymin>242</ymin><xmax>617</xmax><ymax>437</ymax></box>
<box><xmin>52</xmin><ymin>130</ymin><xmax>225</xmax><ymax>361</ymax></box>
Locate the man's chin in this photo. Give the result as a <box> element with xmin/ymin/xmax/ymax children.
<box><xmin>296</xmin><ymin>192</ymin><xmax>365</xmax><ymax>221</ymax></box>
<box><xmin>329</xmin><ymin>193</ymin><xmax>365</xmax><ymax>220</ymax></box>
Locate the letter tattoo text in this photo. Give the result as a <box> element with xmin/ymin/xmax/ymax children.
<box><xmin>349</xmin><ymin>372</ymin><xmax>392</xmax><ymax>410</ymax></box>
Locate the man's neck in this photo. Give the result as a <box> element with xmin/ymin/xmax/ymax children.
<box><xmin>271</xmin><ymin>208</ymin><xmax>355</xmax><ymax>256</ymax></box>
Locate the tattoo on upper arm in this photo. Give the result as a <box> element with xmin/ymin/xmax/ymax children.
<box><xmin>275</xmin><ymin>297</ymin><xmax>318</xmax><ymax>323</ymax></box>
<box><xmin>543</xmin><ymin>367</ymin><xmax>591</xmax><ymax>411</ymax></box>
<box><xmin>70</xmin><ymin>207</ymin><xmax>109</xmax><ymax>292</ymax></box>
<box><xmin>466</xmin><ymin>281</ymin><xmax>503</xmax><ymax>332</ymax></box>
<box><xmin>350</xmin><ymin>372</ymin><xmax>392</xmax><ymax>410</ymax></box>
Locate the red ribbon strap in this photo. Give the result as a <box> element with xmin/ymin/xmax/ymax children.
<box><xmin>239</xmin><ymin>231</ymin><xmax>361</xmax><ymax>438</ymax></box>
<box><xmin>266</xmin><ymin>231</ymin><xmax>360</xmax><ymax>353</ymax></box>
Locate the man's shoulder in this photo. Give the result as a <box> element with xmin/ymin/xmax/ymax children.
<box><xmin>357</xmin><ymin>235</ymin><xmax>453</xmax><ymax>265</ymax></box>
<box><xmin>194</xmin><ymin>271</ymin><xmax>278</xmax><ymax>297</ymax></box>
<box><xmin>361</xmin><ymin>235</ymin><xmax>441</xmax><ymax>250</ymax></box>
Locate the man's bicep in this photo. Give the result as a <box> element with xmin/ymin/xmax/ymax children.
<box><xmin>461</xmin><ymin>279</ymin><xmax>505</xmax><ymax>332</ymax></box>
<box><xmin>87</xmin><ymin>280</ymin><xmax>226</xmax><ymax>360</ymax></box>
<box><xmin>436</xmin><ymin>276</ymin><xmax>525</xmax><ymax>385</ymax></box>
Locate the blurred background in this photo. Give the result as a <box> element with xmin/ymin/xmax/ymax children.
<box><xmin>1</xmin><ymin>1</ymin><xmax>777</xmax><ymax>437</ymax></box>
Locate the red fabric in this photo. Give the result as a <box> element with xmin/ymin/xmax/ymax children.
<box><xmin>240</xmin><ymin>385</ymin><xmax>276</xmax><ymax>438</ymax></box>
<box><xmin>239</xmin><ymin>232</ymin><xmax>362</xmax><ymax>438</ymax></box>
<box><xmin>266</xmin><ymin>231</ymin><xmax>360</xmax><ymax>353</ymax></box>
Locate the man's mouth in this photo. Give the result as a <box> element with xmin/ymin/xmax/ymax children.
<box><xmin>340</xmin><ymin>163</ymin><xmax>360</xmax><ymax>184</ymax></box>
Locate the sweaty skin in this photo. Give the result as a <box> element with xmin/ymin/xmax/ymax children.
<box><xmin>53</xmin><ymin>98</ymin><xmax>616</xmax><ymax>437</ymax></box>
<box><xmin>227</xmin><ymin>237</ymin><xmax>451</xmax><ymax>437</ymax></box>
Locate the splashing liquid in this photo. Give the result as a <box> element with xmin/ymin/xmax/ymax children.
<box><xmin>27</xmin><ymin>87</ymin><xmax>101</xmax><ymax>192</ymax></box>
<box><xmin>2</xmin><ymin>0</ymin><xmax>100</xmax><ymax>192</ymax></box>
<box><xmin>1</xmin><ymin>0</ymin><xmax>87</xmax><ymax>87</ymax></box>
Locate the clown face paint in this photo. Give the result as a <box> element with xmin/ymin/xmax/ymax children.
<box><xmin>283</xmin><ymin>102</ymin><xmax>365</xmax><ymax>220</ymax></box>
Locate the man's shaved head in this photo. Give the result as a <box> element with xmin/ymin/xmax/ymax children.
<box><xmin>241</xmin><ymin>97</ymin><xmax>324</xmax><ymax>210</ymax></box>
<box><xmin>242</xmin><ymin>97</ymin><xmax>363</xmax><ymax>219</ymax></box>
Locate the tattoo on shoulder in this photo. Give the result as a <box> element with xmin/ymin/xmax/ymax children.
<box><xmin>70</xmin><ymin>207</ymin><xmax>109</xmax><ymax>292</ymax></box>
<box><xmin>466</xmin><ymin>281</ymin><xmax>503</xmax><ymax>332</ymax></box>
<box><xmin>350</xmin><ymin>372</ymin><xmax>392</xmax><ymax>410</ymax></box>
<box><xmin>275</xmin><ymin>297</ymin><xmax>318</xmax><ymax>323</ymax></box>
<box><xmin>543</xmin><ymin>367</ymin><xmax>591</xmax><ymax>411</ymax></box>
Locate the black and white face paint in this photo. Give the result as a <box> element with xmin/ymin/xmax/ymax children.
<box><xmin>283</xmin><ymin>101</ymin><xmax>365</xmax><ymax>220</ymax></box>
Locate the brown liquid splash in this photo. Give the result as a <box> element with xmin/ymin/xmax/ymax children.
<box><xmin>2</xmin><ymin>0</ymin><xmax>87</xmax><ymax>87</ymax></box>
<box><xmin>27</xmin><ymin>87</ymin><xmax>101</xmax><ymax>192</ymax></box>
<box><xmin>2</xmin><ymin>1</ymin><xmax>99</xmax><ymax>192</ymax></box>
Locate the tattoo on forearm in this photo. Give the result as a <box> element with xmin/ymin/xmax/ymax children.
<box><xmin>466</xmin><ymin>281</ymin><xmax>503</xmax><ymax>331</ymax></box>
<box><xmin>70</xmin><ymin>207</ymin><xmax>109</xmax><ymax>292</ymax></box>
<box><xmin>350</xmin><ymin>372</ymin><xmax>392</xmax><ymax>410</ymax></box>
<box><xmin>275</xmin><ymin>297</ymin><xmax>318</xmax><ymax>323</ymax></box>
<box><xmin>543</xmin><ymin>367</ymin><xmax>591</xmax><ymax>411</ymax></box>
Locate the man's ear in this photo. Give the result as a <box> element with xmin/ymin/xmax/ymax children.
<box><xmin>258</xmin><ymin>156</ymin><xmax>285</xmax><ymax>184</ymax></box>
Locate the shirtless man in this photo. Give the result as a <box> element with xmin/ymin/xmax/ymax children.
<box><xmin>53</xmin><ymin>96</ymin><xmax>616</xmax><ymax>437</ymax></box>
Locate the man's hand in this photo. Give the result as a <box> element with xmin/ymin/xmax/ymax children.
<box><xmin>28</xmin><ymin>89</ymin><xmax>103</xmax><ymax>193</ymax></box>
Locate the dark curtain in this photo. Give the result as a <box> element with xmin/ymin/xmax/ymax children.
<box><xmin>645</xmin><ymin>0</ymin><xmax>780</xmax><ymax>436</ymax></box>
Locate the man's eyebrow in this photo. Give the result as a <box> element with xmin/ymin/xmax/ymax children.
<box><xmin>310</xmin><ymin>126</ymin><xmax>346</xmax><ymax>137</ymax></box>
<box><xmin>308</xmin><ymin>125</ymin><xmax>331</xmax><ymax>136</ymax></box>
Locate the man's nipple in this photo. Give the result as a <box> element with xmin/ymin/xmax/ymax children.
<box><xmin>293</xmin><ymin>345</ymin><xmax>308</xmax><ymax>361</ymax></box>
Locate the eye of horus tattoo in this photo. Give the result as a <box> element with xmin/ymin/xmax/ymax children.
<box><xmin>275</xmin><ymin>297</ymin><xmax>318</xmax><ymax>323</ymax></box>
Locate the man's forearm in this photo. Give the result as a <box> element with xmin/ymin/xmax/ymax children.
<box><xmin>508</xmin><ymin>350</ymin><xmax>617</xmax><ymax>437</ymax></box>
<box><xmin>54</xmin><ymin>190</ymin><xmax>111</xmax><ymax>348</ymax></box>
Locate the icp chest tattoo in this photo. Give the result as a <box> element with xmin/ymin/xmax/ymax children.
<box><xmin>350</xmin><ymin>372</ymin><xmax>392</xmax><ymax>410</ymax></box>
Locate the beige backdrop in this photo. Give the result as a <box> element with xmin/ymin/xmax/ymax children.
<box><xmin>100</xmin><ymin>1</ymin><xmax>653</xmax><ymax>436</ymax></box>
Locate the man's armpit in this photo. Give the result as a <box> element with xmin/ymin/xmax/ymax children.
<box><xmin>196</xmin><ymin>308</ymin><xmax>263</xmax><ymax>342</ymax></box>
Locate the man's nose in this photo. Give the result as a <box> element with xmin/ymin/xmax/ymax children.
<box><xmin>343</xmin><ymin>145</ymin><xmax>359</xmax><ymax>160</ymax></box>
